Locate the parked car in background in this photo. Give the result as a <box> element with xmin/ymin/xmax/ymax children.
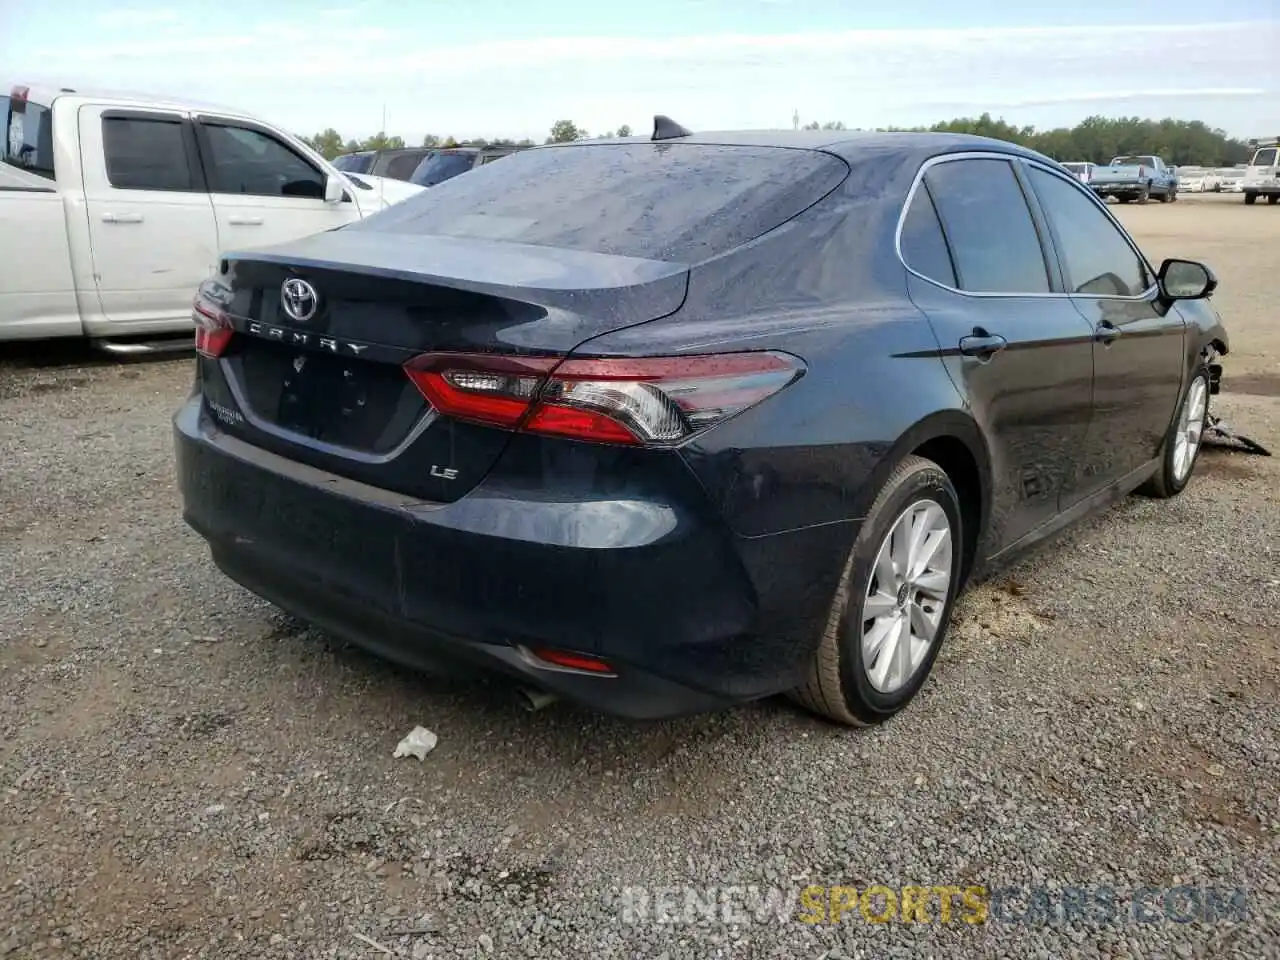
<box><xmin>1060</xmin><ymin>161</ymin><xmax>1095</xmax><ymax>183</ymax></box>
<box><xmin>332</xmin><ymin>146</ymin><xmax>435</xmax><ymax>182</ymax></box>
<box><xmin>175</xmin><ymin>126</ymin><xmax>1229</xmax><ymax>726</ymax></box>
<box><xmin>1218</xmin><ymin>168</ymin><xmax>1246</xmax><ymax>193</ymax></box>
<box><xmin>1175</xmin><ymin>166</ymin><xmax>1214</xmax><ymax>193</ymax></box>
<box><xmin>408</xmin><ymin>144</ymin><xmax>530</xmax><ymax>187</ymax></box>
<box><xmin>1241</xmin><ymin>140</ymin><xmax>1280</xmax><ymax>205</ymax></box>
<box><xmin>0</xmin><ymin>83</ymin><xmax>423</xmax><ymax>349</ymax></box>
<box><xmin>1089</xmin><ymin>154</ymin><xmax>1178</xmax><ymax>203</ymax></box>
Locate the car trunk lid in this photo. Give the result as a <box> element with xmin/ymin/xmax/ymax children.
<box><xmin>204</xmin><ymin>230</ymin><xmax>689</xmax><ymax>503</ymax></box>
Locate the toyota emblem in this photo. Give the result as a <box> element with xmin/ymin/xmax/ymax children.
<box><xmin>281</xmin><ymin>278</ymin><xmax>318</xmax><ymax>323</ymax></box>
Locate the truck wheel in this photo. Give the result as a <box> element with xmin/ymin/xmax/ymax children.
<box><xmin>1244</xmin><ymin>192</ymin><xmax>1257</xmax><ymax>205</ymax></box>
<box><xmin>1269</xmin><ymin>195</ymin><xmax>1278</xmax><ymax>205</ymax></box>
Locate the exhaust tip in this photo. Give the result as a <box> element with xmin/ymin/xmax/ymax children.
<box><xmin>516</xmin><ymin>686</ymin><xmax>559</xmax><ymax>712</ymax></box>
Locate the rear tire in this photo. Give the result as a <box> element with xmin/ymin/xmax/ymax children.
<box><xmin>1244</xmin><ymin>193</ymin><xmax>1257</xmax><ymax>205</ymax></box>
<box><xmin>1137</xmin><ymin>362</ymin><xmax>1210</xmax><ymax>499</ymax></box>
<box><xmin>1268</xmin><ymin>195</ymin><xmax>1279</xmax><ymax>205</ymax></box>
<box><xmin>790</xmin><ymin>456</ymin><xmax>964</xmax><ymax>726</ymax></box>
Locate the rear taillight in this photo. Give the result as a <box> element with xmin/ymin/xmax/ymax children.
<box><xmin>404</xmin><ymin>350</ymin><xmax>805</xmax><ymax>446</ymax></box>
<box><xmin>193</xmin><ymin>297</ymin><xmax>233</xmax><ymax>359</ymax></box>
<box><xmin>1138</xmin><ymin>165</ymin><xmax>1146</xmax><ymax>178</ymax></box>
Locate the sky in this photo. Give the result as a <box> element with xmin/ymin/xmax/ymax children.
<box><xmin>2</xmin><ymin>0</ymin><xmax>1277</xmax><ymax>144</ymax></box>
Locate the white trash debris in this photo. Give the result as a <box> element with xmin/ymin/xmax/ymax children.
<box><xmin>393</xmin><ymin>726</ymin><xmax>438</xmax><ymax>761</ymax></box>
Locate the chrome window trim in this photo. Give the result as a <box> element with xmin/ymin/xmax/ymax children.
<box><xmin>894</xmin><ymin>150</ymin><xmax>1160</xmax><ymax>302</ymax></box>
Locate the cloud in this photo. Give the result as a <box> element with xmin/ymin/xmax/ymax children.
<box><xmin>9</xmin><ymin>19</ymin><xmax>1277</xmax><ymax>141</ymax></box>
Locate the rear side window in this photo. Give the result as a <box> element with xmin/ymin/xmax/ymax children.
<box><xmin>2</xmin><ymin>94</ymin><xmax>56</xmax><ymax>180</ymax></box>
<box><xmin>899</xmin><ymin>185</ymin><xmax>957</xmax><ymax>288</ymax></box>
<box><xmin>410</xmin><ymin>151</ymin><xmax>478</xmax><ymax>186</ymax></box>
<box><xmin>373</xmin><ymin>142</ymin><xmax>850</xmax><ymax>263</ymax></box>
<box><xmin>1027</xmin><ymin>166</ymin><xmax>1151</xmax><ymax>297</ymax></box>
<box><xmin>925</xmin><ymin>158</ymin><xmax>1050</xmax><ymax>294</ymax></box>
<box><xmin>103</xmin><ymin>116</ymin><xmax>194</xmax><ymax>192</ymax></box>
<box><xmin>384</xmin><ymin>151</ymin><xmax>426</xmax><ymax>180</ymax></box>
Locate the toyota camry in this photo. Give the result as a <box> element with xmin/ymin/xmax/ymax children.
<box><xmin>174</xmin><ymin>118</ymin><xmax>1230</xmax><ymax>725</ymax></box>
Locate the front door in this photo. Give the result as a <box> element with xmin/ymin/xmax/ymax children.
<box><xmin>901</xmin><ymin>156</ymin><xmax>1096</xmax><ymax>553</ymax></box>
<box><xmin>78</xmin><ymin>105</ymin><xmax>218</xmax><ymax>327</ymax></box>
<box><xmin>1021</xmin><ymin>162</ymin><xmax>1186</xmax><ymax>498</ymax></box>
<box><xmin>192</xmin><ymin>116</ymin><xmax>361</xmax><ymax>254</ymax></box>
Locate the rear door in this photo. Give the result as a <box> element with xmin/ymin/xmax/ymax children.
<box><xmin>1022</xmin><ymin>160</ymin><xmax>1185</xmax><ymax>496</ymax></box>
<box><xmin>78</xmin><ymin>105</ymin><xmax>219</xmax><ymax>325</ymax></box>
<box><xmin>193</xmin><ymin>115</ymin><xmax>360</xmax><ymax>252</ymax></box>
<box><xmin>902</xmin><ymin>155</ymin><xmax>1096</xmax><ymax>552</ymax></box>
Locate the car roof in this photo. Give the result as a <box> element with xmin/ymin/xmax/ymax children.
<box><xmin>544</xmin><ymin>129</ymin><xmax>1050</xmax><ymax>166</ymax></box>
<box><xmin>5</xmin><ymin>80</ymin><xmax>247</xmax><ymax>117</ymax></box>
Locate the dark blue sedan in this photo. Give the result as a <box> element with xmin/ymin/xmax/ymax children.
<box><xmin>175</xmin><ymin>120</ymin><xmax>1230</xmax><ymax>724</ymax></box>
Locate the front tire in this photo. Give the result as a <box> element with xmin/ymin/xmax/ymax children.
<box><xmin>1244</xmin><ymin>192</ymin><xmax>1257</xmax><ymax>205</ymax></box>
<box><xmin>1138</xmin><ymin>363</ymin><xmax>1210</xmax><ymax>499</ymax></box>
<box><xmin>791</xmin><ymin>456</ymin><xmax>964</xmax><ymax>726</ymax></box>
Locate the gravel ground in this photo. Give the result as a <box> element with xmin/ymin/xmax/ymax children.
<box><xmin>1</xmin><ymin>194</ymin><xmax>1278</xmax><ymax>959</ymax></box>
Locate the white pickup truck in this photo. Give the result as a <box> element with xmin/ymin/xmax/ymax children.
<box><xmin>1</xmin><ymin>83</ymin><xmax>423</xmax><ymax>351</ymax></box>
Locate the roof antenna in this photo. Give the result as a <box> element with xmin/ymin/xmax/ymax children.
<box><xmin>652</xmin><ymin>115</ymin><xmax>693</xmax><ymax>141</ymax></box>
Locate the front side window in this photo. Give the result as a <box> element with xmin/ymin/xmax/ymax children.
<box><xmin>102</xmin><ymin>115</ymin><xmax>194</xmax><ymax>192</ymax></box>
<box><xmin>202</xmin><ymin>123</ymin><xmax>325</xmax><ymax>199</ymax></box>
<box><xmin>924</xmin><ymin>158</ymin><xmax>1050</xmax><ymax>294</ymax></box>
<box><xmin>2</xmin><ymin>94</ymin><xmax>55</xmax><ymax>180</ymax></box>
<box><xmin>1027</xmin><ymin>166</ymin><xmax>1151</xmax><ymax>297</ymax></box>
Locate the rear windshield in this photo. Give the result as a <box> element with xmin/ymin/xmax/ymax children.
<box><xmin>1111</xmin><ymin>156</ymin><xmax>1154</xmax><ymax>167</ymax></box>
<box><xmin>333</xmin><ymin>153</ymin><xmax>373</xmax><ymax>174</ymax></box>
<box><xmin>410</xmin><ymin>151</ymin><xmax>478</xmax><ymax>186</ymax></box>
<box><xmin>2</xmin><ymin>94</ymin><xmax>56</xmax><ymax>180</ymax></box>
<box><xmin>370</xmin><ymin>142</ymin><xmax>849</xmax><ymax>263</ymax></box>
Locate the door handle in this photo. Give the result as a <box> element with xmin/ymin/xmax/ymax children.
<box><xmin>958</xmin><ymin>331</ymin><xmax>1009</xmax><ymax>359</ymax></box>
<box><xmin>227</xmin><ymin>216</ymin><xmax>264</xmax><ymax>226</ymax></box>
<box><xmin>1096</xmin><ymin>320</ymin><xmax>1123</xmax><ymax>345</ymax></box>
<box><xmin>101</xmin><ymin>212</ymin><xmax>144</xmax><ymax>224</ymax></box>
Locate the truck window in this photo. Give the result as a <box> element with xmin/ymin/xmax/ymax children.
<box><xmin>102</xmin><ymin>116</ymin><xmax>195</xmax><ymax>192</ymax></box>
<box><xmin>2</xmin><ymin>94</ymin><xmax>56</xmax><ymax>180</ymax></box>
<box><xmin>384</xmin><ymin>151</ymin><xmax>427</xmax><ymax>180</ymax></box>
<box><xmin>200</xmin><ymin>122</ymin><xmax>325</xmax><ymax>199</ymax></box>
<box><xmin>1252</xmin><ymin>148</ymin><xmax>1278</xmax><ymax>167</ymax></box>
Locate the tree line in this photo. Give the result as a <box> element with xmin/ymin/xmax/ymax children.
<box><xmin>303</xmin><ymin>114</ymin><xmax>1254</xmax><ymax>167</ymax></box>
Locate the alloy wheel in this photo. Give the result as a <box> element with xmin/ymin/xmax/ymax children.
<box><xmin>1172</xmin><ymin>375</ymin><xmax>1208</xmax><ymax>483</ymax></box>
<box><xmin>860</xmin><ymin>499</ymin><xmax>954</xmax><ymax>694</ymax></box>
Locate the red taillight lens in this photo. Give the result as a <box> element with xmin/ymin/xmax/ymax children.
<box><xmin>526</xmin><ymin>647</ymin><xmax>616</xmax><ymax>674</ymax></box>
<box><xmin>404</xmin><ymin>350</ymin><xmax>805</xmax><ymax>446</ymax></box>
<box><xmin>193</xmin><ymin>297</ymin><xmax>233</xmax><ymax>359</ymax></box>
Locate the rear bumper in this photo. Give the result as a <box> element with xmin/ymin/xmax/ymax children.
<box><xmin>173</xmin><ymin>398</ymin><xmax>853</xmax><ymax>719</ymax></box>
<box><xmin>1090</xmin><ymin>182</ymin><xmax>1154</xmax><ymax>195</ymax></box>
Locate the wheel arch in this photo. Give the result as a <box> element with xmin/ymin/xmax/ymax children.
<box><xmin>853</xmin><ymin>410</ymin><xmax>992</xmax><ymax>585</ymax></box>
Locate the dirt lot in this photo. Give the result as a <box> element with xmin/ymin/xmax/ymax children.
<box><xmin>1</xmin><ymin>193</ymin><xmax>1277</xmax><ymax>959</ymax></box>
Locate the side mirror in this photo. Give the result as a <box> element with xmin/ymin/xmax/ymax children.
<box><xmin>1158</xmin><ymin>259</ymin><xmax>1217</xmax><ymax>300</ymax></box>
<box><xmin>323</xmin><ymin>173</ymin><xmax>346</xmax><ymax>204</ymax></box>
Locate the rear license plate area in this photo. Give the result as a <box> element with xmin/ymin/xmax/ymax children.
<box><xmin>233</xmin><ymin>340</ymin><xmax>420</xmax><ymax>453</ymax></box>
